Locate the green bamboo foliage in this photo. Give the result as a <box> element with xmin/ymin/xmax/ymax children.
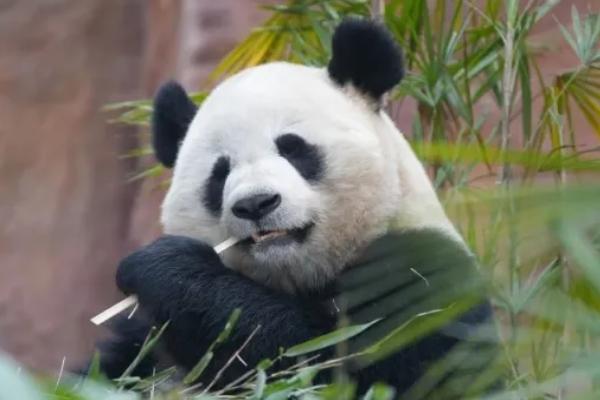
<box><xmin>113</xmin><ymin>0</ymin><xmax>600</xmax><ymax>185</ymax></box>
<box><xmin>208</xmin><ymin>0</ymin><xmax>369</xmax><ymax>77</ymax></box>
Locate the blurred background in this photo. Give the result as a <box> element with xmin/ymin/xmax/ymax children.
<box><xmin>0</xmin><ymin>0</ymin><xmax>271</xmax><ymax>373</ymax></box>
<box><xmin>0</xmin><ymin>0</ymin><xmax>599</xmax><ymax>388</ymax></box>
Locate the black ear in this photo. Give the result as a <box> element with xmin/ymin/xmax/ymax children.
<box><xmin>152</xmin><ymin>81</ymin><xmax>197</xmax><ymax>168</ymax></box>
<box><xmin>328</xmin><ymin>19</ymin><xmax>404</xmax><ymax>101</ymax></box>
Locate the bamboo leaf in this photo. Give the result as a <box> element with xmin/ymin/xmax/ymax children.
<box><xmin>118</xmin><ymin>322</ymin><xmax>170</xmax><ymax>381</ymax></box>
<box><xmin>556</xmin><ymin>223</ymin><xmax>600</xmax><ymax>293</ymax></box>
<box><xmin>182</xmin><ymin>352</ymin><xmax>214</xmax><ymax>386</ymax></box>
<box><xmin>284</xmin><ymin>319</ymin><xmax>380</xmax><ymax>357</ymax></box>
<box><xmin>182</xmin><ymin>308</ymin><xmax>241</xmax><ymax>384</ymax></box>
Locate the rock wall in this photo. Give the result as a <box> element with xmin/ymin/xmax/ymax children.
<box><xmin>0</xmin><ymin>0</ymin><xmax>266</xmax><ymax>372</ymax></box>
<box><xmin>0</xmin><ymin>0</ymin><xmax>145</xmax><ymax>371</ymax></box>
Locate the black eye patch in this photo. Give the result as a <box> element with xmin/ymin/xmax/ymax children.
<box><xmin>275</xmin><ymin>133</ymin><xmax>324</xmax><ymax>182</ymax></box>
<box><xmin>203</xmin><ymin>156</ymin><xmax>230</xmax><ymax>216</ymax></box>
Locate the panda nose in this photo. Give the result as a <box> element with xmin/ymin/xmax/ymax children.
<box><xmin>232</xmin><ymin>193</ymin><xmax>282</xmax><ymax>221</ymax></box>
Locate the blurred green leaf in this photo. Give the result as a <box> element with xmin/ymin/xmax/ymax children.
<box><xmin>284</xmin><ymin>319</ymin><xmax>380</xmax><ymax>357</ymax></box>
<box><xmin>0</xmin><ymin>354</ymin><xmax>44</xmax><ymax>400</ymax></box>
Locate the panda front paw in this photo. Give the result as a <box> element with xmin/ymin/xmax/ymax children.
<box><xmin>116</xmin><ymin>235</ymin><xmax>225</xmax><ymax>318</ymax></box>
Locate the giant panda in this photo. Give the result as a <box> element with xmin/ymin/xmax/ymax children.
<box><xmin>94</xmin><ymin>19</ymin><xmax>498</xmax><ymax>398</ymax></box>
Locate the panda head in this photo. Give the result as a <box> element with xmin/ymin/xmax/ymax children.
<box><xmin>153</xmin><ymin>19</ymin><xmax>458</xmax><ymax>293</ymax></box>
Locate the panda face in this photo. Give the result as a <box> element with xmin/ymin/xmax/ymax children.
<box><xmin>154</xmin><ymin>20</ymin><xmax>458</xmax><ymax>292</ymax></box>
<box><xmin>161</xmin><ymin>63</ymin><xmax>399</xmax><ymax>292</ymax></box>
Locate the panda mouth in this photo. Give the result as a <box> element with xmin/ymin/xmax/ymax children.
<box><xmin>246</xmin><ymin>223</ymin><xmax>314</xmax><ymax>246</ymax></box>
<box><xmin>251</xmin><ymin>230</ymin><xmax>287</xmax><ymax>243</ymax></box>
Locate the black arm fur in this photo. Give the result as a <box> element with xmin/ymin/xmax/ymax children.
<box><xmin>95</xmin><ymin>232</ymin><xmax>498</xmax><ymax>397</ymax></box>
<box><xmin>113</xmin><ymin>235</ymin><xmax>336</xmax><ymax>385</ymax></box>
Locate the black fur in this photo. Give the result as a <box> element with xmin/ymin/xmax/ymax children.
<box><xmin>93</xmin><ymin>230</ymin><xmax>498</xmax><ymax>397</ymax></box>
<box><xmin>152</xmin><ymin>81</ymin><xmax>197</xmax><ymax>168</ymax></box>
<box><xmin>275</xmin><ymin>133</ymin><xmax>324</xmax><ymax>182</ymax></box>
<box><xmin>328</xmin><ymin>19</ymin><xmax>404</xmax><ymax>100</ymax></box>
<box><xmin>92</xmin><ymin>315</ymin><xmax>157</xmax><ymax>379</ymax></box>
<box><xmin>202</xmin><ymin>156</ymin><xmax>230</xmax><ymax>216</ymax></box>
<box><xmin>114</xmin><ymin>235</ymin><xmax>333</xmax><ymax>385</ymax></box>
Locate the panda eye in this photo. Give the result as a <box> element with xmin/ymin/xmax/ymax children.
<box><xmin>203</xmin><ymin>156</ymin><xmax>230</xmax><ymax>216</ymax></box>
<box><xmin>275</xmin><ymin>133</ymin><xmax>324</xmax><ymax>182</ymax></box>
<box><xmin>276</xmin><ymin>133</ymin><xmax>305</xmax><ymax>158</ymax></box>
<box><xmin>212</xmin><ymin>157</ymin><xmax>230</xmax><ymax>180</ymax></box>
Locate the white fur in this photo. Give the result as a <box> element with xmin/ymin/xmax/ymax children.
<box><xmin>161</xmin><ymin>62</ymin><xmax>459</xmax><ymax>293</ymax></box>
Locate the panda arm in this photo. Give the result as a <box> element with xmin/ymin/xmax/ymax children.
<box><xmin>338</xmin><ymin>229</ymin><xmax>498</xmax><ymax>395</ymax></box>
<box><xmin>116</xmin><ymin>235</ymin><xmax>335</xmax><ymax>382</ymax></box>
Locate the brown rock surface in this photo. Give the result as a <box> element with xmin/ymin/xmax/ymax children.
<box><xmin>0</xmin><ymin>0</ymin><xmax>145</xmax><ymax>371</ymax></box>
<box><xmin>0</xmin><ymin>0</ymin><xmax>268</xmax><ymax>372</ymax></box>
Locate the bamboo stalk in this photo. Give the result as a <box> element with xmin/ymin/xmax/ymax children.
<box><xmin>90</xmin><ymin>237</ymin><xmax>240</xmax><ymax>325</ymax></box>
<box><xmin>371</xmin><ymin>0</ymin><xmax>385</xmax><ymax>22</ymax></box>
